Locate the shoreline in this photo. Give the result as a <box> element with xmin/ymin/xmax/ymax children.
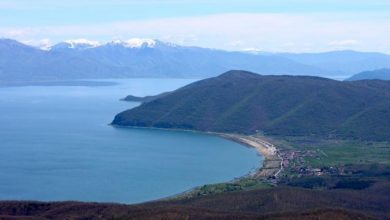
<box><xmin>217</xmin><ymin>133</ymin><xmax>283</xmax><ymax>180</ymax></box>
<box><xmin>112</xmin><ymin>125</ymin><xmax>283</xmax><ymax>182</ymax></box>
<box><xmin>1</xmin><ymin>125</ymin><xmax>282</xmax><ymax>205</ymax></box>
<box><xmin>162</xmin><ymin>132</ymin><xmax>283</xmax><ymax>200</ymax></box>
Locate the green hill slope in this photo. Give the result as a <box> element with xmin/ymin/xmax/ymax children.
<box><xmin>112</xmin><ymin>70</ymin><xmax>390</xmax><ymax>140</ymax></box>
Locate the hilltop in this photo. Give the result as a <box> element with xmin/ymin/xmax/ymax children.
<box><xmin>346</xmin><ymin>68</ymin><xmax>390</xmax><ymax>81</ymax></box>
<box><xmin>112</xmin><ymin>70</ymin><xmax>390</xmax><ymax>141</ymax></box>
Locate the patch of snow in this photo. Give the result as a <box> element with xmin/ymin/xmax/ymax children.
<box><xmin>109</xmin><ymin>38</ymin><xmax>157</xmax><ymax>48</ymax></box>
<box><xmin>39</xmin><ymin>39</ymin><xmax>52</xmax><ymax>51</ymax></box>
<box><xmin>242</xmin><ymin>48</ymin><xmax>262</xmax><ymax>54</ymax></box>
<box><xmin>64</xmin><ymin>39</ymin><xmax>101</xmax><ymax>49</ymax></box>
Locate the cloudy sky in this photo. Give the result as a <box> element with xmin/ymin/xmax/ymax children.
<box><xmin>1</xmin><ymin>0</ymin><xmax>390</xmax><ymax>53</ymax></box>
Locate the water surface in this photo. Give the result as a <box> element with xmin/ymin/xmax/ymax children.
<box><xmin>0</xmin><ymin>79</ymin><xmax>262</xmax><ymax>203</ymax></box>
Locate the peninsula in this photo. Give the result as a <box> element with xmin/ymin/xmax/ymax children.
<box><xmin>112</xmin><ymin>70</ymin><xmax>390</xmax><ymax>141</ymax></box>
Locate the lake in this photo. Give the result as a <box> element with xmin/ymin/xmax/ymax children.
<box><xmin>0</xmin><ymin>79</ymin><xmax>263</xmax><ymax>204</ymax></box>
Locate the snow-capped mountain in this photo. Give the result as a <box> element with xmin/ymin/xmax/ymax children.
<box><xmin>1</xmin><ymin>38</ymin><xmax>390</xmax><ymax>82</ymax></box>
<box><xmin>50</xmin><ymin>38</ymin><xmax>167</xmax><ymax>51</ymax></box>
<box><xmin>50</xmin><ymin>39</ymin><xmax>101</xmax><ymax>51</ymax></box>
<box><xmin>107</xmin><ymin>39</ymin><xmax>157</xmax><ymax>48</ymax></box>
<box><xmin>0</xmin><ymin>39</ymin><xmax>119</xmax><ymax>81</ymax></box>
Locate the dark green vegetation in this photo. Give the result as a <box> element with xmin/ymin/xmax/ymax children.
<box><xmin>113</xmin><ymin>70</ymin><xmax>390</xmax><ymax>141</ymax></box>
<box><xmin>347</xmin><ymin>68</ymin><xmax>390</xmax><ymax>81</ymax></box>
<box><xmin>1</xmin><ymin>182</ymin><xmax>388</xmax><ymax>219</ymax></box>
<box><xmin>177</xmin><ymin>177</ymin><xmax>272</xmax><ymax>198</ymax></box>
<box><xmin>121</xmin><ymin>92</ymin><xmax>171</xmax><ymax>103</ymax></box>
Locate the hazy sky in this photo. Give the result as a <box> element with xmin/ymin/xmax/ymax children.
<box><xmin>1</xmin><ymin>0</ymin><xmax>390</xmax><ymax>53</ymax></box>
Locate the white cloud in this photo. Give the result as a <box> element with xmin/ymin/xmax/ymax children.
<box><xmin>3</xmin><ymin>29</ymin><xmax>29</xmax><ymax>38</ymax></box>
<box><xmin>228</xmin><ymin>40</ymin><xmax>244</xmax><ymax>47</ymax></box>
<box><xmin>1</xmin><ymin>13</ymin><xmax>390</xmax><ymax>53</ymax></box>
<box><xmin>328</xmin><ymin>40</ymin><xmax>360</xmax><ymax>46</ymax></box>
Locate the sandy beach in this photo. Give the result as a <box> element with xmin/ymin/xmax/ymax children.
<box><xmin>218</xmin><ymin>133</ymin><xmax>283</xmax><ymax>179</ymax></box>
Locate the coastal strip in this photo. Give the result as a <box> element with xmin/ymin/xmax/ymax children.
<box><xmin>218</xmin><ymin>133</ymin><xmax>283</xmax><ymax>180</ymax></box>
<box><xmin>110</xmin><ymin>125</ymin><xmax>285</xmax><ymax>200</ymax></box>
<box><xmin>168</xmin><ymin>133</ymin><xmax>284</xmax><ymax>200</ymax></box>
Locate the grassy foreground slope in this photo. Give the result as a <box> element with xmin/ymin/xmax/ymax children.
<box><xmin>113</xmin><ymin>70</ymin><xmax>390</xmax><ymax>141</ymax></box>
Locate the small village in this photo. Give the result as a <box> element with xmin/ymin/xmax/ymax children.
<box><xmin>280</xmin><ymin>149</ymin><xmax>345</xmax><ymax>177</ymax></box>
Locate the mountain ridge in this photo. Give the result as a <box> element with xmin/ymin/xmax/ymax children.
<box><xmin>0</xmin><ymin>38</ymin><xmax>327</xmax><ymax>81</ymax></box>
<box><xmin>2</xmin><ymin>38</ymin><xmax>390</xmax><ymax>81</ymax></box>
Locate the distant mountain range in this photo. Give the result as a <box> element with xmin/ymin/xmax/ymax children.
<box><xmin>1</xmin><ymin>38</ymin><xmax>390</xmax><ymax>82</ymax></box>
<box><xmin>346</xmin><ymin>68</ymin><xmax>390</xmax><ymax>81</ymax></box>
<box><xmin>276</xmin><ymin>51</ymin><xmax>390</xmax><ymax>77</ymax></box>
<box><xmin>112</xmin><ymin>70</ymin><xmax>390</xmax><ymax>141</ymax></box>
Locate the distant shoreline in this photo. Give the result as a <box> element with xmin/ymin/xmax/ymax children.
<box><xmin>0</xmin><ymin>80</ymin><xmax>118</xmax><ymax>87</ymax></box>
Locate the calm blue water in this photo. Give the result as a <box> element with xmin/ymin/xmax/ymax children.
<box><xmin>0</xmin><ymin>79</ymin><xmax>262</xmax><ymax>204</ymax></box>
